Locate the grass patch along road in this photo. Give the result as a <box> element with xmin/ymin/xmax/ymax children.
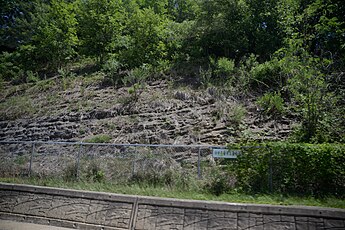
<box><xmin>1</xmin><ymin>177</ymin><xmax>344</xmax><ymax>209</ymax></box>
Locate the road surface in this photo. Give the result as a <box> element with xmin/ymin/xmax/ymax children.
<box><xmin>0</xmin><ymin>220</ymin><xmax>72</xmax><ymax>230</ymax></box>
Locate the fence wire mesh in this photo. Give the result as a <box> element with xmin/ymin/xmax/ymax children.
<box><xmin>0</xmin><ymin>141</ymin><xmax>221</xmax><ymax>183</ymax></box>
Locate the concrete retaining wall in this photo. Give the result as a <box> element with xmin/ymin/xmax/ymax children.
<box><xmin>0</xmin><ymin>183</ymin><xmax>345</xmax><ymax>229</ymax></box>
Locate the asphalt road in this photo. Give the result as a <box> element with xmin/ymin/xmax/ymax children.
<box><xmin>0</xmin><ymin>220</ymin><xmax>72</xmax><ymax>230</ymax></box>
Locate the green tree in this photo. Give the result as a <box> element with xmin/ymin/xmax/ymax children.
<box><xmin>33</xmin><ymin>0</ymin><xmax>79</xmax><ymax>70</ymax></box>
<box><xmin>276</xmin><ymin>0</ymin><xmax>345</xmax><ymax>142</ymax></box>
<box><xmin>0</xmin><ymin>0</ymin><xmax>22</xmax><ymax>52</ymax></box>
<box><xmin>245</xmin><ymin>0</ymin><xmax>283</xmax><ymax>61</ymax></box>
<box><xmin>1</xmin><ymin>0</ymin><xmax>78</xmax><ymax>77</ymax></box>
<box><xmin>135</xmin><ymin>0</ymin><xmax>168</xmax><ymax>14</ymax></box>
<box><xmin>190</xmin><ymin>0</ymin><xmax>283</xmax><ymax>61</ymax></box>
<box><xmin>278</xmin><ymin>0</ymin><xmax>345</xmax><ymax>62</ymax></box>
<box><xmin>120</xmin><ymin>7</ymin><xmax>169</xmax><ymax>68</ymax></box>
<box><xmin>167</xmin><ymin>0</ymin><xmax>199</xmax><ymax>22</ymax></box>
<box><xmin>76</xmin><ymin>0</ymin><xmax>127</xmax><ymax>64</ymax></box>
<box><xmin>195</xmin><ymin>0</ymin><xmax>250</xmax><ymax>59</ymax></box>
<box><xmin>283</xmin><ymin>55</ymin><xmax>329</xmax><ymax>142</ymax></box>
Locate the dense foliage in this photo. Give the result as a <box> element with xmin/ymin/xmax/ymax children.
<box><xmin>232</xmin><ymin>142</ymin><xmax>345</xmax><ymax>197</ymax></box>
<box><xmin>1</xmin><ymin>0</ymin><xmax>344</xmax><ymax>143</ymax></box>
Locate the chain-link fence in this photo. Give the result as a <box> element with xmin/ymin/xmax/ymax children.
<box><xmin>4</xmin><ymin>141</ymin><xmax>336</xmax><ymax>196</ymax></box>
<box><xmin>0</xmin><ymin>141</ymin><xmax>224</xmax><ymax>183</ymax></box>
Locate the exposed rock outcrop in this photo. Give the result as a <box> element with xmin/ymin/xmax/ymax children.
<box><xmin>0</xmin><ymin>80</ymin><xmax>295</xmax><ymax>145</ymax></box>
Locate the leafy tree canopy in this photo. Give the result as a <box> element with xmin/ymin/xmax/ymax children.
<box><xmin>0</xmin><ymin>0</ymin><xmax>344</xmax><ymax>142</ymax></box>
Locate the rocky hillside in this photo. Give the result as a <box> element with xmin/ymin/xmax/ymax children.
<box><xmin>0</xmin><ymin>74</ymin><xmax>295</xmax><ymax>145</ymax></box>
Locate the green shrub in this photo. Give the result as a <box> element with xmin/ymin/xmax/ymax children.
<box><xmin>128</xmin><ymin>156</ymin><xmax>190</xmax><ymax>189</ymax></box>
<box><xmin>204</xmin><ymin>166</ymin><xmax>236</xmax><ymax>196</ymax></box>
<box><xmin>129</xmin><ymin>167</ymin><xmax>195</xmax><ymax>190</ymax></box>
<box><xmin>83</xmin><ymin>134</ymin><xmax>112</xmax><ymax>143</ymax></box>
<box><xmin>0</xmin><ymin>76</ymin><xmax>3</xmax><ymax>90</ymax></box>
<box><xmin>58</xmin><ymin>68</ymin><xmax>76</xmax><ymax>79</ymax></box>
<box><xmin>122</xmin><ymin>64</ymin><xmax>151</xmax><ymax>102</ymax></box>
<box><xmin>152</xmin><ymin>59</ymin><xmax>171</xmax><ymax>77</ymax></box>
<box><xmin>200</xmin><ymin>57</ymin><xmax>235</xmax><ymax>87</ymax></box>
<box><xmin>217</xmin><ymin>58</ymin><xmax>235</xmax><ymax>73</ymax></box>
<box><xmin>14</xmin><ymin>155</ymin><xmax>29</xmax><ymax>165</ymax></box>
<box><xmin>234</xmin><ymin>142</ymin><xmax>345</xmax><ymax>197</ymax></box>
<box><xmin>257</xmin><ymin>92</ymin><xmax>285</xmax><ymax>117</ymax></box>
<box><xmin>173</xmin><ymin>170</ymin><xmax>196</xmax><ymax>191</ymax></box>
<box><xmin>234</xmin><ymin>54</ymin><xmax>259</xmax><ymax>94</ymax></box>
<box><xmin>250</xmin><ymin>59</ymin><xmax>282</xmax><ymax>90</ymax></box>
<box><xmin>102</xmin><ymin>57</ymin><xmax>123</xmax><ymax>86</ymax></box>
<box><xmin>123</xmin><ymin>64</ymin><xmax>151</xmax><ymax>86</ymax></box>
<box><xmin>130</xmin><ymin>168</ymin><xmax>169</xmax><ymax>187</ymax></box>
<box><xmin>214</xmin><ymin>57</ymin><xmax>235</xmax><ymax>84</ymax></box>
<box><xmin>0</xmin><ymin>96</ymin><xmax>36</xmax><ymax>120</ymax></box>
<box><xmin>26</xmin><ymin>71</ymin><xmax>40</xmax><ymax>83</ymax></box>
<box><xmin>86</xmin><ymin>161</ymin><xmax>105</xmax><ymax>182</ymax></box>
<box><xmin>63</xmin><ymin>163</ymin><xmax>78</xmax><ymax>182</ymax></box>
<box><xmin>227</xmin><ymin>104</ymin><xmax>246</xmax><ymax>127</ymax></box>
<box><xmin>0</xmin><ymin>52</ymin><xmax>24</xmax><ymax>83</ymax></box>
<box><xmin>199</xmin><ymin>66</ymin><xmax>212</xmax><ymax>88</ymax></box>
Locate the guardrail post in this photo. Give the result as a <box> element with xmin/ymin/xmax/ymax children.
<box><xmin>76</xmin><ymin>143</ymin><xmax>82</xmax><ymax>180</ymax></box>
<box><xmin>29</xmin><ymin>142</ymin><xmax>35</xmax><ymax>177</ymax></box>
<box><xmin>197</xmin><ymin>147</ymin><xmax>201</xmax><ymax>179</ymax></box>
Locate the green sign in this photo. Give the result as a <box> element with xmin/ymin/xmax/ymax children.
<box><xmin>212</xmin><ymin>149</ymin><xmax>241</xmax><ymax>159</ymax></box>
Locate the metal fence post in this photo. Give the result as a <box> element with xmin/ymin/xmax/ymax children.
<box><xmin>10</xmin><ymin>145</ymin><xmax>14</xmax><ymax>177</ymax></box>
<box><xmin>132</xmin><ymin>148</ymin><xmax>137</xmax><ymax>177</ymax></box>
<box><xmin>29</xmin><ymin>142</ymin><xmax>35</xmax><ymax>177</ymax></box>
<box><xmin>197</xmin><ymin>147</ymin><xmax>201</xmax><ymax>179</ymax></box>
<box><xmin>268</xmin><ymin>154</ymin><xmax>273</xmax><ymax>193</ymax></box>
<box><xmin>76</xmin><ymin>143</ymin><xmax>82</xmax><ymax>180</ymax></box>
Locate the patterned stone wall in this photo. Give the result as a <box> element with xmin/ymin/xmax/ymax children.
<box><xmin>133</xmin><ymin>198</ymin><xmax>345</xmax><ymax>230</ymax></box>
<box><xmin>0</xmin><ymin>183</ymin><xmax>345</xmax><ymax>230</ymax></box>
<box><xmin>0</xmin><ymin>186</ymin><xmax>134</xmax><ymax>229</ymax></box>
